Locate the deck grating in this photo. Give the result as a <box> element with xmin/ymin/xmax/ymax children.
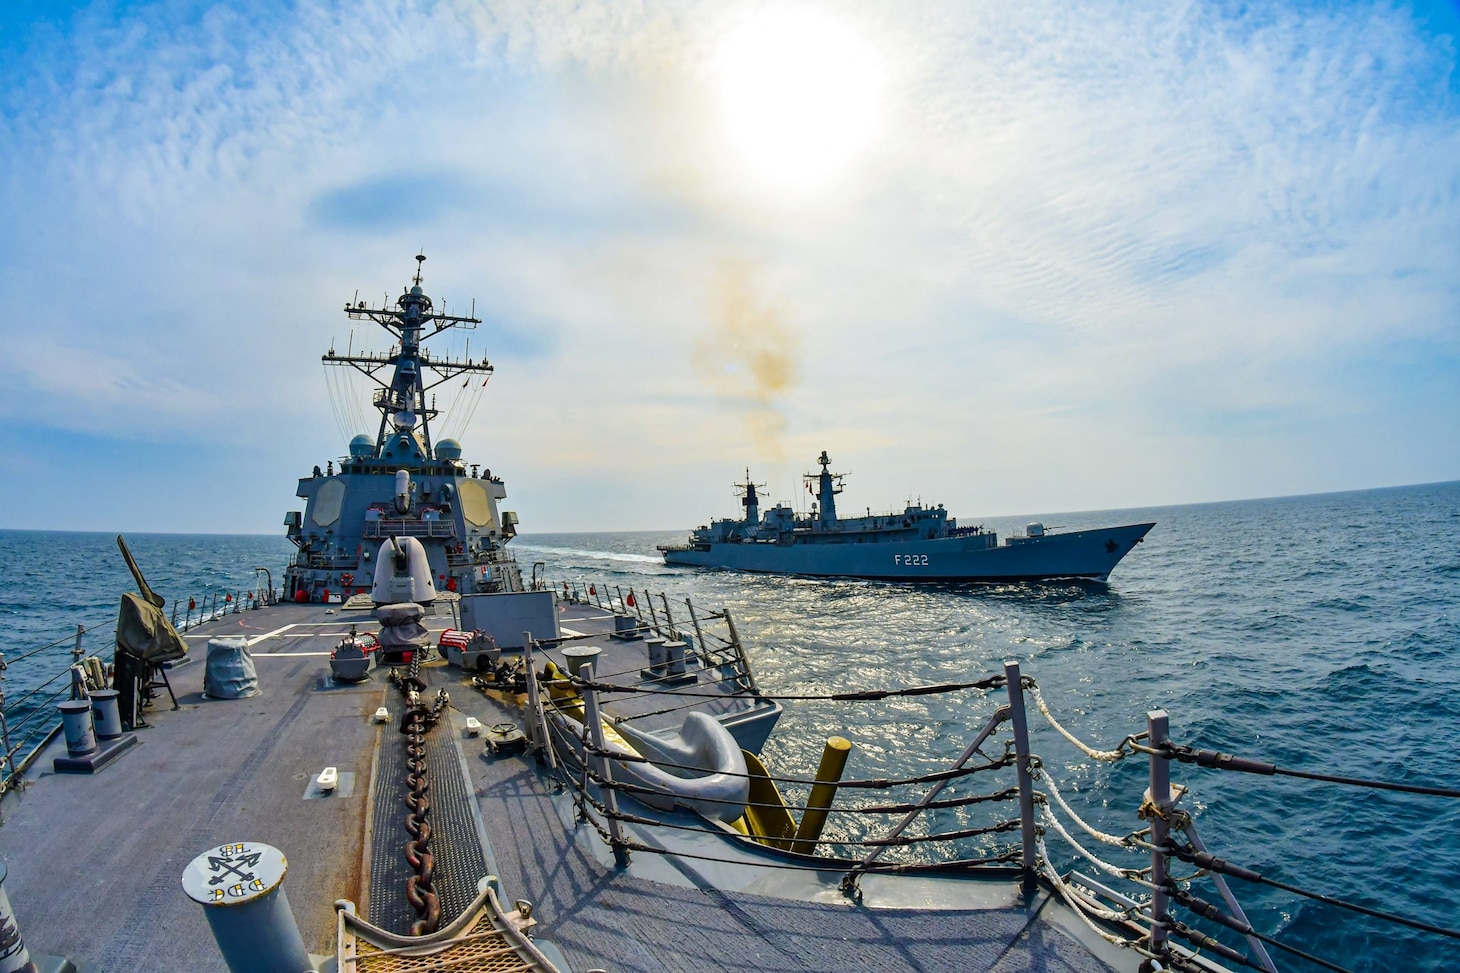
<box><xmin>368</xmin><ymin>662</ymin><xmax>490</xmax><ymax>934</ymax></box>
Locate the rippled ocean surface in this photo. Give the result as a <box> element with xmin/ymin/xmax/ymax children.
<box><xmin>4</xmin><ymin>480</ymin><xmax>1458</xmax><ymax>971</ymax></box>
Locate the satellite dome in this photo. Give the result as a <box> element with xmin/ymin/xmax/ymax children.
<box><xmin>348</xmin><ymin>434</ymin><xmax>374</xmax><ymax>459</ymax></box>
<box><xmin>435</xmin><ymin>438</ymin><xmax>463</xmax><ymax>460</ymax></box>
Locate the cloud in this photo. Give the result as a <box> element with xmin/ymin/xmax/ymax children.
<box><xmin>310</xmin><ymin>171</ymin><xmax>474</xmax><ymax>230</ymax></box>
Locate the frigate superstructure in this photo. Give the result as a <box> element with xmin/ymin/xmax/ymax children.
<box><xmin>282</xmin><ymin>255</ymin><xmax>523</xmax><ymax>603</ymax></box>
<box><xmin>660</xmin><ymin>451</ymin><xmax>1155</xmax><ymax>582</ymax></box>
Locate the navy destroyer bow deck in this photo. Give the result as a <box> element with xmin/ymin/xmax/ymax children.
<box><xmin>660</xmin><ymin>451</ymin><xmax>1154</xmax><ymax>582</ymax></box>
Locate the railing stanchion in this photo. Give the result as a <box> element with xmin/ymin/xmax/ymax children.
<box><xmin>642</xmin><ymin>590</ymin><xmax>658</xmax><ymax>636</ymax></box>
<box><xmin>686</xmin><ymin>599</ymin><xmax>709</xmax><ymax>671</ymax></box>
<box><xmin>1004</xmin><ymin>661</ymin><xmax>1038</xmax><ymax>895</ymax></box>
<box><xmin>521</xmin><ymin>635</ymin><xmax>549</xmax><ymax>769</ymax></box>
<box><xmin>1147</xmin><ymin>710</ymin><xmax>1172</xmax><ymax>956</ymax></box>
<box><xmin>580</xmin><ymin>660</ymin><xmax>630</xmax><ymax>868</ymax></box>
<box><xmin>0</xmin><ymin>652</ymin><xmax>16</xmax><ymax>788</ymax></box>
<box><xmin>659</xmin><ymin>593</ymin><xmax>677</xmax><ymax>643</ymax></box>
<box><xmin>722</xmin><ymin>610</ymin><xmax>759</xmax><ymax>693</ymax></box>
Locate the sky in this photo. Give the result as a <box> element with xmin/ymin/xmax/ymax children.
<box><xmin>1</xmin><ymin>0</ymin><xmax>1457</xmax><ymax>534</ymax></box>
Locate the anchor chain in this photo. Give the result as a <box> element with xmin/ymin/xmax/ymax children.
<box><xmin>391</xmin><ymin>655</ymin><xmax>450</xmax><ymax>936</ymax></box>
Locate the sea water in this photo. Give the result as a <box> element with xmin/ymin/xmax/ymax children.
<box><xmin>2</xmin><ymin>479</ymin><xmax>1457</xmax><ymax>971</ymax></box>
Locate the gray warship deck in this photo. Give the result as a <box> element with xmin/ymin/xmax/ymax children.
<box><xmin>2</xmin><ymin>598</ymin><xmax>1129</xmax><ymax>972</ymax></box>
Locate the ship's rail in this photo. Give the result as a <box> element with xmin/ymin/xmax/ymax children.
<box><xmin>364</xmin><ymin>519</ymin><xmax>458</xmax><ymax>539</ymax></box>
<box><xmin>521</xmin><ymin>652</ymin><xmax>1460</xmax><ymax>973</ymax></box>
<box><xmin>0</xmin><ymin>625</ymin><xmax>112</xmax><ymax>794</ymax></box>
<box><xmin>0</xmin><ymin>583</ymin><xmax>281</xmax><ymax>793</ymax></box>
<box><xmin>289</xmin><ymin>552</ymin><xmax>362</xmax><ymax>571</ymax></box>
<box><xmin>558</xmin><ymin>580</ymin><xmax>760</xmax><ymax>694</ymax></box>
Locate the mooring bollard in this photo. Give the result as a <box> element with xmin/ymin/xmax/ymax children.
<box><xmin>665</xmin><ymin>640</ymin><xmax>688</xmax><ymax>678</ymax></box>
<box><xmin>0</xmin><ymin>862</ymin><xmax>33</xmax><ymax>973</ymax></box>
<box><xmin>561</xmin><ymin>644</ymin><xmax>601</xmax><ymax>678</ymax></box>
<box><xmin>91</xmin><ymin>689</ymin><xmax>123</xmax><ymax>740</ymax></box>
<box><xmin>643</xmin><ymin>637</ymin><xmax>667</xmax><ymax>678</ymax></box>
<box><xmin>58</xmin><ymin>700</ymin><xmax>96</xmax><ymax>757</ymax></box>
<box><xmin>182</xmin><ymin>842</ymin><xmax>309</xmax><ymax>973</ymax></box>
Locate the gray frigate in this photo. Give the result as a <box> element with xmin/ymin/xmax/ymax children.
<box><xmin>660</xmin><ymin>451</ymin><xmax>1154</xmax><ymax>582</ymax></box>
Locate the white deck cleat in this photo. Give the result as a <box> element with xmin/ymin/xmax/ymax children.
<box><xmin>374</xmin><ymin>707</ymin><xmax>391</xmax><ymax>723</ymax></box>
<box><xmin>317</xmin><ymin>766</ymin><xmax>339</xmax><ymax>792</ymax></box>
<box><xmin>464</xmin><ymin>717</ymin><xmax>483</xmax><ymax>736</ymax></box>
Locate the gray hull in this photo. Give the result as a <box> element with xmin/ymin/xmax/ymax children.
<box><xmin>664</xmin><ymin>522</ymin><xmax>1155</xmax><ymax>582</ymax></box>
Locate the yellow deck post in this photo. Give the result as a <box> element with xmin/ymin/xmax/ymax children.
<box><xmin>791</xmin><ymin>736</ymin><xmax>852</xmax><ymax>852</ymax></box>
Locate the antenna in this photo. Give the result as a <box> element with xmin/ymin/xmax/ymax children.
<box><xmin>414</xmin><ymin>252</ymin><xmax>426</xmax><ymax>286</ymax></box>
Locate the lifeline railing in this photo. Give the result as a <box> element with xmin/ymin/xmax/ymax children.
<box><xmin>0</xmin><ymin>624</ymin><xmax>112</xmax><ymax>794</ymax></box>
<box><xmin>168</xmin><ymin>578</ymin><xmax>277</xmax><ymax>632</ymax></box>
<box><xmin>559</xmin><ymin>580</ymin><xmax>760</xmax><ymax>694</ymax></box>
<box><xmin>2</xmin><ymin>581</ymin><xmax>279</xmax><ymax>793</ymax></box>
<box><xmin>517</xmin><ymin>631</ymin><xmax>1460</xmax><ymax>973</ymax></box>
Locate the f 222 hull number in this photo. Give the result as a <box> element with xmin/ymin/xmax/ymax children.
<box><xmin>894</xmin><ymin>554</ymin><xmax>929</xmax><ymax>565</ymax></box>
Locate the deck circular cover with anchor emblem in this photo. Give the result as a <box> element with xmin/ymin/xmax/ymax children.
<box><xmin>181</xmin><ymin>842</ymin><xmax>287</xmax><ymax>906</ymax></box>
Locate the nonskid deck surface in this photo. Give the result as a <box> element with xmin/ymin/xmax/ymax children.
<box><xmin>474</xmin><ymin>601</ymin><xmax>1127</xmax><ymax>972</ymax></box>
<box><xmin>1</xmin><ymin>597</ymin><xmax>1126</xmax><ymax>972</ymax></box>
<box><xmin>1</xmin><ymin>601</ymin><xmax>390</xmax><ymax>970</ymax></box>
<box><xmin>464</xmin><ymin>717</ymin><xmax>1123</xmax><ymax>973</ymax></box>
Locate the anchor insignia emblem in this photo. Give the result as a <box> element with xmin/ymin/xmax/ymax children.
<box><xmin>207</xmin><ymin>847</ymin><xmax>263</xmax><ymax>886</ymax></box>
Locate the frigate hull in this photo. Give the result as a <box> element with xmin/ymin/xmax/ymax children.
<box><xmin>663</xmin><ymin>522</ymin><xmax>1155</xmax><ymax>582</ymax></box>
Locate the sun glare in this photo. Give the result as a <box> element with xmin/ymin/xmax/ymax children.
<box><xmin>715</xmin><ymin>10</ymin><xmax>883</xmax><ymax>192</ymax></box>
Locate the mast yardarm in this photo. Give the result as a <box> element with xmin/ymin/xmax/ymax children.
<box><xmin>327</xmin><ymin>254</ymin><xmax>491</xmax><ymax>460</ymax></box>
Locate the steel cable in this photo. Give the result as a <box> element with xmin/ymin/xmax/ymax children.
<box><xmin>1156</xmin><ymin>743</ymin><xmax>1460</xmax><ymax>799</ymax></box>
<box><xmin>566</xmin><ymin>674</ymin><xmax>1006</xmax><ymax>703</ymax></box>
<box><xmin>572</xmin><ymin>734</ymin><xmax>1014</xmax><ymax>789</ymax></box>
<box><xmin>1166</xmin><ymin>839</ymin><xmax>1460</xmax><ymax>942</ymax></box>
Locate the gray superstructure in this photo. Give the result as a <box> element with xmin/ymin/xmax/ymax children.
<box><xmin>283</xmin><ymin>255</ymin><xmax>523</xmax><ymax>602</ymax></box>
<box><xmin>661</xmin><ymin>451</ymin><xmax>1154</xmax><ymax>582</ymax></box>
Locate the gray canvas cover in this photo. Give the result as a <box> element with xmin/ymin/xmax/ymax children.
<box><xmin>377</xmin><ymin>621</ymin><xmax>429</xmax><ymax>649</ymax></box>
<box><xmin>115</xmin><ymin>591</ymin><xmax>188</xmax><ymax>664</ymax></box>
<box><xmin>204</xmin><ymin>637</ymin><xmax>259</xmax><ymax>699</ymax></box>
<box><xmin>375</xmin><ymin>602</ymin><xmax>424</xmax><ymax>625</ymax></box>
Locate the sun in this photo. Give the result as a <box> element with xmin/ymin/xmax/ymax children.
<box><xmin>715</xmin><ymin>9</ymin><xmax>883</xmax><ymax>192</ymax></box>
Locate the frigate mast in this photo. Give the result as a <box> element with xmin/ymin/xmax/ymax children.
<box><xmin>735</xmin><ymin>469</ymin><xmax>767</xmax><ymax>525</ymax></box>
<box><xmin>806</xmin><ymin>450</ymin><xmax>845</xmax><ymax>526</ymax></box>
<box><xmin>327</xmin><ymin>253</ymin><xmax>492</xmax><ymax>462</ymax></box>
